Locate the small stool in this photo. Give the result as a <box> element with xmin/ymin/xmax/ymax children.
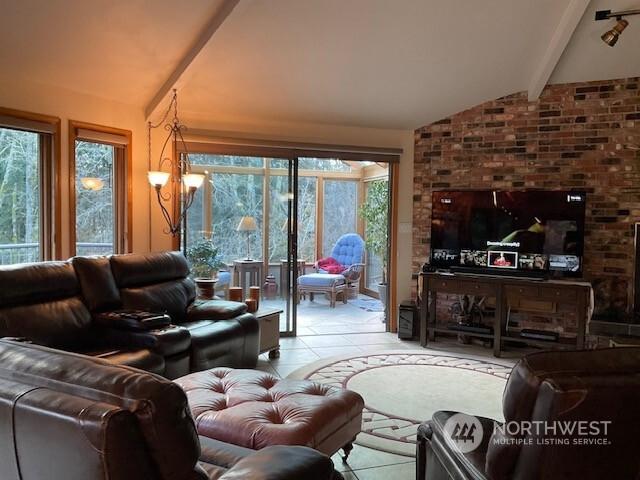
<box><xmin>176</xmin><ymin>368</ymin><xmax>364</xmax><ymax>460</ymax></box>
<box><xmin>297</xmin><ymin>273</ymin><xmax>347</xmax><ymax>308</ymax></box>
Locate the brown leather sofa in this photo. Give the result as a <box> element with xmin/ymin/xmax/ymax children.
<box><xmin>0</xmin><ymin>339</ymin><xmax>341</xmax><ymax>480</ymax></box>
<box><xmin>0</xmin><ymin>251</ymin><xmax>259</xmax><ymax>378</ymax></box>
<box><xmin>416</xmin><ymin>348</ymin><xmax>640</xmax><ymax>480</ymax></box>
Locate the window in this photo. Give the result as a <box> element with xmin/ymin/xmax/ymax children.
<box><xmin>322</xmin><ymin>180</ymin><xmax>358</xmax><ymax>257</ymax></box>
<box><xmin>70</xmin><ymin>122</ymin><xmax>131</xmax><ymax>256</ymax></box>
<box><xmin>212</xmin><ymin>172</ymin><xmax>264</xmax><ymax>263</ymax></box>
<box><xmin>0</xmin><ymin>108</ymin><xmax>60</xmax><ymax>265</ymax></box>
<box><xmin>268</xmin><ymin>175</ymin><xmax>316</xmax><ymax>263</ymax></box>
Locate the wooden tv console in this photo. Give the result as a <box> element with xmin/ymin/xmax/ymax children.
<box><xmin>418</xmin><ymin>271</ymin><xmax>592</xmax><ymax>357</ymax></box>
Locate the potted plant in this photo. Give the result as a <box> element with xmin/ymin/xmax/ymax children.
<box><xmin>358</xmin><ymin>179</ymin><xmax>389</xmax><ymax>307</ymax></box>
<box><xmin>186</xmin><ymin>238</ymin><xmax>224</xmax><ymax>299</ymax></box>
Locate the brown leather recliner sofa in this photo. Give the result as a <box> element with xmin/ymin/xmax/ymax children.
<box><xmin>0</xmin><ymin>338</ymin><xmax>340</xmax><ymax>480</ymax></box>
<box><xmin>416</xmin><ymin>348</ymin><xmax>640</xmax><ymax>480</ymax></box>
<box><xmin>0</xmin><ymin>251</ymin><xmax>259</xmax><ymax>379</ymax></box>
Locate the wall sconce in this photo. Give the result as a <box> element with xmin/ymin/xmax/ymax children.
<box><xmin>147</xmin><ymin>89</ymin><xmax>204</xmax><ymax>237</ymax></box>
<box><xmin>80</xmin><ymin>177</ymin><xmax>104</xmax><ymax>191</ymax></box>
<box><xmin>596</xmin><ymin>8</ymin><xmax>640</xmax><ymax>46</ymax></box>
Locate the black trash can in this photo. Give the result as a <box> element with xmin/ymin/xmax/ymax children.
<box><xmin>398</xmin><ymin>300</ymin><xmax>419</xmax><ymax>340</ymax></box>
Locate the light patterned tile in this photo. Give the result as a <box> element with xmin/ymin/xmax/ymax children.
<box><xmin>272</xmin><ymin>363</ymin><xmax>309</xmax><ymax>378</ymax></box>
<box><xmin>268</xmin><ymin>348</ymin><xmax>319</xmax><ymax>365</ymax></box>
<box><xmin>354</xmin><ymin>462</ymin><xmax>415</xmax><ymax>479</ymax></box>
<box><xmin>312</xmin><ymin>346</ymin><xmax>364</xmax><ymax>359</ymax></box>
<box><xmin>331</xmin><ymin>445</ymin><xmax>414</xmax><ymax>472</ymax></box>
<box><xmin>299</xmin><ymin>334</ymin><xmax>353</xmax><ymax>348</ymax></box>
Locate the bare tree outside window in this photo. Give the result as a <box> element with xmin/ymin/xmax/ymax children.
<box><xmin>75</xmin><ymin>140</ymin><xmax>114</xmax><ymax>256</ymax></box>
<box><xmin>0</xmin><ymin>127</ymin><xmax>40</xmax><ymax>264</ymax></box>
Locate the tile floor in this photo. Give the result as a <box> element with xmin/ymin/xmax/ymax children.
<box><xmin>261</xmin><ymin>293</ymin><xmax>386</xmax><ymax>335</ymax></box>
<box><xmin>255</xmin><ymin>331</ymin><xmax>523</xmax><ymax>479</ymax></box>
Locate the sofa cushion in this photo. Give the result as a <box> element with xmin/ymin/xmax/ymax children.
<box><xmin>119</xmin><ymin>278</ymin><xmax>196</xmax><ymax>323</ymax></box>
<box><xmin>0</xmin><ymin>298</ymin><xmax>93</xmax><ymax>349</ymax></box>
<box><xmin>0</xmin><ymin>261</ymin><xmax>93</xmax><ymax>348</ymax></box>
<box><xmin>298</xmin><ymin>273</ymin><xmax>345</xmax><ymax>287</ymax></box>
<box><xmin>110</xmin><ymin>251</ymin><xmax>191</xmax><ymax>288</ymax></box>
<box><xmin>0</xmin><ymin>261</ymin><xmax>78</xmax><ymax>306</ymax></box>
<box><xmin>188</xmin><ymin>300</ymin><xmax>248</xmax><ymax>321</ymax></box>
<box><xmin>77</xmin><ymin>346</ymin><xmax>166</xmax><ymax>375</ymax></box>
<box><xmin>72</xmin><ymin>255</ymin><xmax>121</xmax><ymax>312</ymax></box>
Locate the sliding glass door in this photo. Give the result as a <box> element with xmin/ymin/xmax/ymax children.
<box><xmin>186</xmin><ymin>155</ymin><xmax>299</xmax><ymax>336</ymax></box>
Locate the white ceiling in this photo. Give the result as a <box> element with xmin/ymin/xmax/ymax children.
<box><xmin>0</xmin><ymin>0</ymin><xmax>223</xmax><ymax>105</ymax></box>
<box><xmin>1</xmin><ymin>0</ymin><xmax>639</xmax><ymax>130</ymax></box>
<box><xmin>550</xmin><ymin>0</ymin><xmax>640</xmax><ymax>84</ymax></box>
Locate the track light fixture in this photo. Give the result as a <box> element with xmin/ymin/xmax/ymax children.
<box><xmin>596</xmin><ymin>8</ymin><xmax>640</xmax><ymax>46</ymax></box>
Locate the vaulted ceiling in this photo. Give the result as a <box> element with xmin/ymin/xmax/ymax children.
<box><xmin>1</xmin><ymin>0</ymin><xmax>638</xmax><ymax>130</ymax></box>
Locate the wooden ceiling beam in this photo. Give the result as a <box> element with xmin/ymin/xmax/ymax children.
<box><xmin>528</xmin><ymin>0</ymin><xmax>591</xmax><ymax>101</ymax></box>
<box><xmin>144</xmin><ymin>0</ymin><xmax>241</xmax><ymax>120</ymax></box>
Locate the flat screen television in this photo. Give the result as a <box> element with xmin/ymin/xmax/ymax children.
<box><xmin>430</xmin><ymin>190</ymin><xmax>586</xmax><ymax>277</ymax></box>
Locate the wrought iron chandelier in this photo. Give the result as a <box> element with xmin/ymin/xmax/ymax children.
<box><xmin>147</xmin><ymin>89</ymin><xmax>204</xmax><ymax>237</ymax></box>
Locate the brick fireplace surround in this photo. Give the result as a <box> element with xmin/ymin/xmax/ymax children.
<box><xmin>413</xmin><ymin>77</ymin><xmax>640</xmax><ymax>326</ymax></box>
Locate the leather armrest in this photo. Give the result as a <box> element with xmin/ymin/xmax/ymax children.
<box><xmin>100</xmin><ymin>325</ymin><xmax>191</xmax><ymax>357</ymax></box>
<box><xmin>425</xmin><ymin>411</ymin><xmax>497</xmax><ymax>480</ymax></box>
<box><xmin>218</xmin><ymin>445</ymin><xmax>335</xmax><ymax>480</ymax></box>
<box><xmin>187</xmin><ymin>300</ymin><xmax>248</xmax><ymax>321</ymax></box>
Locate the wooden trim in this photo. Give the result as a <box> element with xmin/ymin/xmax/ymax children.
<box><xmin>263</xmin><ymin>157</ymin><xmax>270</xmax><ymax>272</ymax></box>
<box><xmin>356</xmin><ymin>170</ymin><xmax>366</xmax><ymax>294</ymax></box>
<box><xmin>180</xmin><ymin>140</ymin><xmax>401</xmax><ymax>163</ymax></box>
<box><xmin>0</xmin><ymin>107</ymin><xmax>61</xmax><ymax>260</ymax></box>
<box><xmin>183</xmin><ymin>134</ymin><xmax>403</xmax><ymax>156</ymax></box>
<box><xmin>68</xmin><ymin>120</ymin><xmax>133</xmax><ymax>255</ymax></box>
<box><xmin>191</xmin><ymin>163</ymin><xmax>360</xmax><ymax>180</ymax></box>
<box><xmin>316</xmin><ymin>177</ymin><xmax>324</xmax><ymax>259</ymax></box>
<box><xmin>388</xmin><ymin>163</ymin><xmax>400</xmax><ymax>332</ymax></box>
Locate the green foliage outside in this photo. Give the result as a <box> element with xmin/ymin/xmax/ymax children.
<box><xmin>359</xmin><ymin>179</ymin><xmax>389</xmax><ymax>283</ymax></box>
<box><xmin>186</xmin><ymin>238</ymin><xmax>224</xmax><ymax>278</ymax></box>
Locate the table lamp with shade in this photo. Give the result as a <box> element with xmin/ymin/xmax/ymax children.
<box><xmin>237</xmin><ymin>216</ymin><xmax>258</xmax><ymax>260</ymax></box>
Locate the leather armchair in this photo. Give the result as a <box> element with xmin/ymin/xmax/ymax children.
<box><xmin>417</xmin><ymin>348</ymin><xmax>640</xmax><ymax>480</ymax></box>
<box><xmin>0</xmin><ymin>339</ymin><xmax>341</xmax><ymax>480</ymax></box>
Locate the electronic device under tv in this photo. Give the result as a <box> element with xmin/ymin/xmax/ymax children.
<box><xmin>430</xmin><ymin>190</ymin><xmax>586</xmax><ymax>278</ymax></box>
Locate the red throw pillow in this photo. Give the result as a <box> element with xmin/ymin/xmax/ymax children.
<box><xmin>317</xmin><ymin>257</ymin><xmax>346</xmax><ymax>274</ymax></box>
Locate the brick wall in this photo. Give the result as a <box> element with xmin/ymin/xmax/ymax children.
<box><xmin>413</xmin><ymin>77</ymin><xmax>640</xmax><ymax>321</ymax></box>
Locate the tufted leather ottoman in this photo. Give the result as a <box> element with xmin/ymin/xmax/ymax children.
<box><xmin>176</xmin><ymin>368</ymin><xmax>364</xmax><ymax>459</ymax></box>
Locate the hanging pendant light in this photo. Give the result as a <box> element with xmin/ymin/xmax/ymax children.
<box><xmin>147</xmin><ymin>89</ymin><xmax>205</xmax><ymax>237</ymax></box>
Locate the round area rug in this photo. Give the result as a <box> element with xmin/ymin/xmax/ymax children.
<box><xmin>288</xmin><ymin>350</ymin><xmax>511</xmax><ymax>457</ymax></box>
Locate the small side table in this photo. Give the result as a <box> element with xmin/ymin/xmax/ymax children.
<box><xmin>233</xmin><ymin>259</ymin><xmax>264</xmax><ymax>299</ymax></box>
<box><xmin>279</xmin><ymin>259</ymin><xmax>306</xmax><ymax>298</ymax></box>
<box><xmin>256</xmin><ymin>307</ymin><xmax>282</xmax><ymax>359</ymax></box>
